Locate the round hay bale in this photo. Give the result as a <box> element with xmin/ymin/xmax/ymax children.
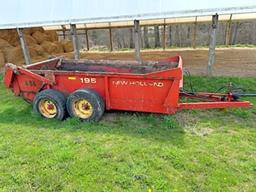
<box><xmin>45</xmin><ymin>30</ymin><xmax>58</xmax><ymax>41</ymax></box>
<box><xmin>53</xmin><ymin>41</ymin><xmax>64</xmax><ymax>53</ymax></box>
<box><xmin>22</xmin><ymin>28</ymin><xmax>33</xmax><ymax>35</ymax></box>
<box><xmin>3</xmin><ymin>46</ymin><xmax>24</xmax><ymax>64</ymax></box>
<box><xmin>31</xmin><ymin>27</ymin><xmax>45</xmax><ymax>34</ymax></box>
<box><xmin>0</xmin><ymin>29</ymin><xmax>19</xmax><ymax>46</ymax></box>
<box><xmin>28</xmin><ymin>44</ymin><xmax>47</xmax><ymax>57</ymax></box>
<box><xmin>24</xmin><ymin>35</ymin><xmax>37</xmax><ymax>46</ymax></box>
<box><xmin>0</xmin><ymin>29</ymin><xmax>17</xmax><ymax>41</ymax></box>
<box><xmin>60</xmin><ymin>39</ymin><xmax>74</xmax><ymax>53</ymax></box>
<box><xmin>0</xmin><ymin>51</ymin><xmax>5</xmax><ymax>66</ymax></box>
<box><xmin>0</xmin><ymin>30</ymin><xmax>9</xmax><ymax>40</ymax></box>
<box><xmin>41</xmin><ymin>41</ymin><xmax>63</xmax><ymax>54</ymax></box>
<box><xmin>11</xmin><ymin>35</ymin><xmax>37</xmax><ymax>46</ymax></box>
<box><xmin>2</xmin><ymin>45</ymin><xmax>44</xmax><ymax>64</ymax></box>
<box><xmin>0</xmin><ymin>38</ymin><xmax>12</xmax><ymax>49</ymax></box>
<box><xmin>32</xmin><ymin>31</ymin><xmax>50</xmax><ymax>44</ymax></box>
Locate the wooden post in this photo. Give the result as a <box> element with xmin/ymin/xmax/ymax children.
<box><xmin>108</xmin><ymin>23</ymin><xmax>113</xmax><ymax>52</ymax></box>
<box><xmin>134</xmin><ymin>20</ymin><xmax>141</xmax><ymax>63</ymax></box>
<box><xmin>61</xmin><ymin>25</ymin><xmax>66</xmax><ymax>39</ymax></box>
<box><xmin>192</xmin><ymin>16</ymin><xmax>198</xmax><ymax>49</ymax></box>
<box><xmin>70</xmin><ymin>24</ymin><xmax>80</xmax><ymax>59</ymax></box>
<box><xmin>207</xmin><ymin>14</ymin><xmax>219</xmax><ymax>75</ymax></box>
<box><xmin>225</xmin><ymin>14</ymin><xmax>232</xmax><ymax>46</ymax></box>
<box><xmin>162</xmin><ymin>19</ymin><xmax>166</xmax><ymax>50</ymax></box>
<box><xmin>85</xmin><ymin>29</ymin><xmax>90</xmax><ymax>51</ymax></box>
<box><xmin>17</xmin><ymin>28</ymin><xmax>31</xmax><ymax>65</ymax></box>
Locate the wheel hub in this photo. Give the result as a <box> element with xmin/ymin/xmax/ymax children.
<box><xmin>74</xmin><ymin>99</ymin><xmax>93</xmax><ymax>118</ymax></box>
<box><xmin>38</xmin><ymin>99</ymin><xmax>57</xmax><ymax>118</ymax></box>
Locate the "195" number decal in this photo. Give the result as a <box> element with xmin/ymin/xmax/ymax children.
<box><xmin>80</xmin><ymin>78</ymin><xmax>96</xmax><ymax>84</ymax></box>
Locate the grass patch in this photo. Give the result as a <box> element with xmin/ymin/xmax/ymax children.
<box><xmin>0</xmin><ymin>75</ymin><xmax>255</xmax><ymax>191</ymax></box>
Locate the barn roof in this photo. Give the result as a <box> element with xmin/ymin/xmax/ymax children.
<box><xmin>0</xmin><ymin>0</ymin><xmax>256</xmax><ymax>29</ymax></box>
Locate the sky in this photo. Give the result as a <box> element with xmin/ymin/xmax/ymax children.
<box><xmin>0</xmin><ymin>0</ymin><xmax>256</xmax><ymax>28</ymax></box>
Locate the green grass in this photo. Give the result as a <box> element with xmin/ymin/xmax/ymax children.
<box><xmin>0</xmin><ymin>75</ymin><xmax>255</xmax><ymax>191</ymax></box>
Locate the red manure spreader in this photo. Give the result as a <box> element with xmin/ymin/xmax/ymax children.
<box><xmin>3</xmin><ymin>56</ymin><xmax>252</xmax><ymax>121</ymax></box>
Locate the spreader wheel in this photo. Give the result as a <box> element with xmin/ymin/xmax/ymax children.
<box><xmin>66</xmin><ymin>89</ymin><xmax>105</xmax><ymax>121</ymax></box>
<box><xmin>33</xmin><ymin>89</ymin><xmax>67</xmax><ymax>120</ymax></box>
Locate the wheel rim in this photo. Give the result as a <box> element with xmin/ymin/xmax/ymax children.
<box><xmin>38</xmin><ymin>99</ymin><xmax>57</xmax><ymax>118</ymax></box>
<box><xmin>73</xmin><ymin>99</ymin><xmax>93</xmax><ymax>119</ymax></box>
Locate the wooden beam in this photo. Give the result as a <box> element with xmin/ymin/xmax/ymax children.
<box><xmin>109</xmin><ymin>23</ymin><xmax>113</xmax><ymax>51</ymax></box>
<box><xmin>207</xmin><ymin>14</ymin><xmax>219</xmax><ymax>75</ymax></box>
<box><xmin>134</xmin><ymin>20</ymin><xmax>141</xmax><ymax>63</ymax></box>
<box><xmin>59</xmin><ymin>32</ymin><xmax>85</xmax><ymax>36</ymax></box>
<box><xmin>54</xmin><ymin>13</ymin><xmax>256</xmax><ymax>32</ymax></box>
<box><xmin>17</xmin><ymin>28</ymin><xmax>31</xmax><ymax>65</ymax></box>
<box><xmin>192</xmin><ymin>16</ymin><xmax>198</xmax><ymax>49</ymax></box>
<box><xmin>225</xmin><ymin>14</ymin><xmax>233</xmax><ymax>46</ymax></box>
<box><xmin>162</xmin><ymin>19</ymin><xmax>166</xmax><ymax>50</ymax></box>
<box><xmin>70</xmin><ymin>24</ymin><xmax>80</xmax><ymax>59</ymax></box>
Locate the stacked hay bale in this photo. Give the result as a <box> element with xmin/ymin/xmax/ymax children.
<box><xmin>0</xmin><ymin>27</ymin><xmax>74</xmax><ymax>67</ymax></box>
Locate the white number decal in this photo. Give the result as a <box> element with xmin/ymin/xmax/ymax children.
<box><xmin>80</xmin><ymin>78</ymin><xmax>96</xmax><ymax>84</ymax></box>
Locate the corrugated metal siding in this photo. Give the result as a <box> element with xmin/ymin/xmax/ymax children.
<box><xmin>0</xmin><ymin>0</ymin><xmax>256</xmax><ymax>29</ymax></box>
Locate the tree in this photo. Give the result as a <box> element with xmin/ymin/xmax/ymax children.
<box><xmin>168</xmin><ymin>25</ymin><xmax>172</xmax><ymax>47</ymax></box>
<box><xmin>129</xmin><ymin>28</ymin><xmax>134</xmax><ymax>48</ymax></box>
<box><xmin>144</xmin><ymin>27</ymin><xmax>149</xmax><ymax>48</ymax></box>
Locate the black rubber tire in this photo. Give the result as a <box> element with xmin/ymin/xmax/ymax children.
<box><xmin>66</xmin><ymin>88</ymin><xmax>105</xmax><ymax>121</ymax></box>
<box><xmin>33</xmin><ymin>89</ymin><xmax>67</xmax><ymax>120</ymax></box>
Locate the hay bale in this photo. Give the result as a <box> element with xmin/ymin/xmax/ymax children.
<box><xmin>53</xmin><ymin>41</ymin><xmax>64</xmax><ymax>53</ymax></box>
<box><xmin>0</xmin><ymin>29</ymin><xmax>19</xmax><ymax>46</ymax></box>
<box><xmin>28</xmin><ymin>44</ymin><xmax>47</xmax><ymax>57</ymax></box>
<box><xmin>8</xmin><ymin>29</ymin><xmax>19</xmax><ymax>45</ymax></box>
<box><xmin>0</xmin><ymin>30</ymin><xmax>9</xmax><ymax>40</ymax></box>
<box><xmin>41</xmin><ymin>41</ymin><xmax>64</xmax><ymax>54</ymax></box>
<box><xmin>32</xmin><ymin>31</ymin><xmax>50</xmax><ymax>44</ymax></box>
<box><xmin>22</xmin><ymin>28</ymin><xmax>33</xmax><ymax>35</ymax></box>
<box><xmin>11</xmin><ymin>35</ymin><xmax>37</xmax><ymax>47</ymax></box>
<box><xmin>3</xmin><ymin>46</ymin><xmax>24</xmax><ymax>64</ymax></box>
<box><xmin>60</xmin><ymin>39</ymin><xmax>73</xmax><ymax>52</ymax></box>
<box><xmin>0</xmin><ymin>38</ymin><xmax>12</xmax><ymax>49</ymax></box>
<box><xmin>45</xmin><ymin>30</ymin><xmax>58</xmax><ymax>41</ymax></box>
<box><xmin>0</xmin><ymin>29</ymin><xmax>38</xmax><ymax>47</ymax></box>
<box><xmin>31</xmin><ymin>27</ymin><xmax>45</xmax><ymax>34</ymax></box>
<box><xmin>0</xmin><ymin>51</ymin><xmax>5</xmax><ymax>66</ymax></box>
<box><xmin>2</xmin><ymin>45</ymin><xmax>44</xmax><ymax>64</ymax></box>
<box><xmin>24</xmin><ymin>35</ymin><xmax>37</xmax><ymax>46</ymax></box>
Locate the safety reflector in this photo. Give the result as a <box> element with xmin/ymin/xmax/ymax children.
<box><xmin>68</xmin><ymin>77</ymin><xmax>76</xmax><ymax>80</ymax></box>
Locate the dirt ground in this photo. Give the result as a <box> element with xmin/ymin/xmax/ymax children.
<box><xmin>1</xmin><ymin>48</ymin><xmax>256</xmax><ymax>77</ymax></box>
<box><xmin>77</xmin><ymin>48</ymin><xmax>256</xmax><ymax>77</ymax></box>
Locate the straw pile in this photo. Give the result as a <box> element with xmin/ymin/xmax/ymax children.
<box><xmin>0</xmin><ymin>27</ymin><xmax>74</xmax><ymax>67</ymax></box>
